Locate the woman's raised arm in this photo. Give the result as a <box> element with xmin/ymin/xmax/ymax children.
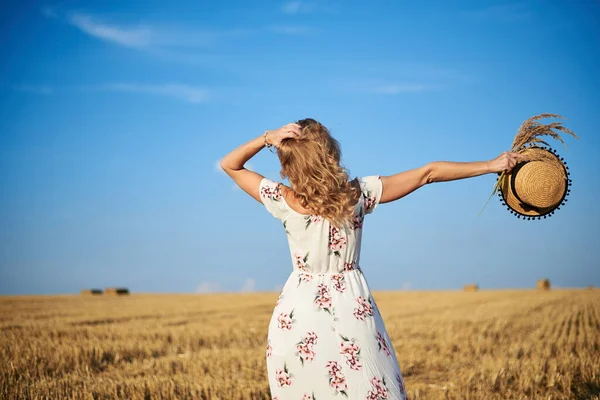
<box><xmin>379</xmin><ymin>151</ymin><xmax>525</xmax><ymax>204</ymax></box>
<box><xmin>220</xmin><ymin>123</ymin><xmax>302</xmax><ymax>202</ymax></box>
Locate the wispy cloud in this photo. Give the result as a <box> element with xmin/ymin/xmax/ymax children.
<box><xmin>50</xmin><ymin>11</ymin><xmax>248</xmax><ymax>51</ymax></box>
<box><xmin>282</xmin><ymin>1</ymin><xmax>305</xmax><ymax>14</ymax></box>
<box><xmin>97</xmin><ymin>83</ymin><xmax>209</xmax><ymax>103</ymax></box>
<box><xmin>281</xmin><ymin>1</ymin><xmax>337</xmax><ymax>15</ymax></box>
<box><xmin>44</xmin><ymin>9</ymin><xmax>317</xmax><ymax>64</ymax></box>
<box><xmin>13</xmin><ymin>84</ymin><xmax>54</xmax><ymax>95</ymax></box>
<box><xmin>68</xmin><ymin>13</ymin><xmax>153</xmax><ymax>48</ymax></box>
<box><xmin>240</xmin><ymin>278</ymin><xmax>256</xmax><ymax>292</ymax></box>
<box><xmin>195</xmin><ymin>281</ymin><xmax>220</xmax><ymax>293</ymax></box>
<box><xmin>343</xmin><ymin>64</ymin><xmax>472</xmax><ymax>96</ymax></box>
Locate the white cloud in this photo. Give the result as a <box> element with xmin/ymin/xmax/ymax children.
<box><xmin>68</xmin><ymin>13</ymin><xmax>153</xmax><ymax>48</ymax></box>
<box><xmin>282</xmin><ymin>1</ymin><xmax>304</xmax><ymax>14</ymax></box>
<box><xmin>240</xmin><ymin>278</ymin><xmax>256</xmax><ymax>292</ymax></box>
<box><xmin>48</xmin><ymin>10</ymin><xmax>318</xmax><ymax>64</ymax></box>
<box><xmin>99</xmin><ymin>83</ymin><xmax>209</xmax><ymax>103</ymax></box>
<box><xmin>63</xmin><ymin>12</ymin><xmax>246</xmax><ymax>50</ymax></box>
<box><xmin>195</xmin><ymin>281</ymin><xmax>220</xmax><ymax>293</ymax></box>
<box><xmin>281</xmin><ymin>1</ymin><xmax>337</xmax><ymax>15</ymax></box>
<box><xmin>13</xmin><ymin>84</ymin><xmax>54</xmax><ymax>95</ymax></box>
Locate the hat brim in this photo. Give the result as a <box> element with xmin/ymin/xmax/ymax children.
<box><xmin>498</xmin><ymin>147</ymin><xmax>570</xmax><ymax>218</ymax></box>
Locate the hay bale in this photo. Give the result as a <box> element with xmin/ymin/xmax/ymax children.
<box><xmin>463</xmin><ymin>284</ymin><xmax>479</xmax><ymax>292</ymax></box>
<box><xmin>536</xmin><ymin>279</ymin><xmax>551</xmax><ymax>290</ymax></box>
<box><xmin>104</xmin><ymin>287</ymin><xmax>130</xmax><ymax>296</ymax></box>
<box><xmin>81</xmin><ymin>289</ymin><xmax>103</xmax><ymax>295</ymax></box>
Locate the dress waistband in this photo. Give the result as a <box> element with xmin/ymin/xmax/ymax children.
<box><xmin>291</xmin><ymin>265</ymin><xmax>362</xmax><ymax>276</ymax></box>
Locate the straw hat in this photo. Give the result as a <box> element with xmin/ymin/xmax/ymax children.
<box><xmin>498</xmin><ymin>146</ymin><xmax>572</xmax><ymax>220</ymax></box>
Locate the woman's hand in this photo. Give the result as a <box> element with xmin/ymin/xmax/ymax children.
<box><xmin>487</xmin><ymin>151</ymin><xmax>527</xmax><ymax>174</ymax></box>
<box><xmin>266</xmin><ymin>123</ymin><xmax>302</xmax><ymax>148</ymax></box>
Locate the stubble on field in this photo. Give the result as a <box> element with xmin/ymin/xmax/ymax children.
<box><xmin>1</xmin><ymin>289</ymin><xmax>599</xmax><ymax>399</ymax></box>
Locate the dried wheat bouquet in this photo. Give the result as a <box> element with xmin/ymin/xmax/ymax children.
<box><xmin>480</xmin><ymin>113</ymin><xmax>579</xmax><ymax>218</ymax></box>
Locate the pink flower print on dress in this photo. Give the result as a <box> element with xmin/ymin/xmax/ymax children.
<box><xmin>275</xmin><ymin>362</ymin><xmax>293</xmax><ymax>387</ymax></box>
<box><xmin>294</xmin><ymin>251</ymin><xmax>310</xmax><ymax>272</ymax></box>
<box><xmin>261</xmin><ymin>181</ymin><xmax>282</xmax><ymax>201</ymax></box>
<box><xmin>297</xmin><ymin>272</ymin><xmax>313</xmax><ymax>287</ymax></box>
<box><xmin>396</xmin><ymin>372</ymin><xmax>407</xmax><ymax>398</ymax></box>
<box><xmin>325</xmin><ymin>360</ymin><xmax>348</xmax><ymax>397</ymax></box>
<box><xmin>332</xmin><ymin>273</ymin><xmax>346</xmax><ymax>293</ymax></box>
<box><xmin>353</xmin><ymin>296</ymin><xmax>374</xmax><ymax>321</ymax></box>
<box><xmin>304</xmin><ymin>214</ymin><xmax>322</xmax><ymax>229</ymax></box>
<box><xmin>301</xmin><ymin>393</ymin><xmax>315</xmax><ymax>400</ymax></box>
<box><xmin>328</xmin><ymin>225</ymin><xmax>347</xmax><ymax>257</ymax></box>
<box><xmin>366</xmin><ymin>376</ymin><xmax>390</xmax><ymax>399</ymax></box>
<box><xmin>364</xmin><ymin>191</ymin><xmax>377</xmax><ymax>213</ymax></box>
<box><xmin>296</xmin><ymin>343</ymin><xmax>316</xmax><ymax>363</ymax></box>
<box><xmin>305</xmin><ymin>331</ymin><xmax>318</xmax><ymax>346</ymax></box>
<box><xmin>343</xmin><ymin>261</ymin><xmax>360</xmax><ymax>272</ymax></box>
<box><xmin>313</xmin><ymin>284</ymin><xmax>333</xmax><ymax>314</ymax></box>
<box><xmin>295</xmin><ymin>331</ymin><xmax>318</xmax><ymax>366</ymax></box>
<box><xmin>339</xmin><ymin>334</ymin><xmax>362</xmax><ymax>371</ymax></box>
<box><xmin>266</xmin><ymin>339</ymin><xmax>272</xmax><ymax>358</ymax></box>
<box><xmin>376</xmin><ymin>331</ymin><xmax>391</xmax><ymax>356</ymax></box>
<box><xmin>277</xmin><ymin>309</ymin><xmax>296</xmax><ymax>330</ymax></box>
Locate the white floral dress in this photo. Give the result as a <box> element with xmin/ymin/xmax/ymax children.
<box><xmin>260</xmin><ymin>176</ymin><xmax>408</xmax><ymax>400</ymax></box>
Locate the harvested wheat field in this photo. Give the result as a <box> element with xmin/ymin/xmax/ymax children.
<box><xmin>1</xmin><ymin>289</ymin><xmax>599</xmax><ymax>400</ymax></box>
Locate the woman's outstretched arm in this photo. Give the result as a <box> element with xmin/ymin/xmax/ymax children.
<box><xmin>220</xmin><ymin>123</ymin><xmax>301</xmax><ymax>202</ymax></box>
<box><xmin>379</xmin><ymin>151</ymin><xmax>527</xmax><ymax>204</ymax></box>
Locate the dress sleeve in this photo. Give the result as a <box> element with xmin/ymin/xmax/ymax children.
<box><xmin>259</xmin><ymin>177</ymin><xmax>288</xmax><ymax>220</ymax></box>
<box><xmin>359</xmin><ymin>175</ymin><xmax>383</xmax><ymax>215</ymax></box>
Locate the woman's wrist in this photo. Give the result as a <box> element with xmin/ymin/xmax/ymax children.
<box><xmin>263</xmin><ymin>130</ymin><xmax>275</xmax><ymax>151</ymax></box>
<box><xmin>484</xmin><ymin>160</ymin><xmax>493</xmax><ymax>174</ymax></box>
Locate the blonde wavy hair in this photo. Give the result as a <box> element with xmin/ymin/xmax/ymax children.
<box><xmin>276</xmin><ymin>118</ymin><xmax>362</xmax><ymax>227</ymax></box>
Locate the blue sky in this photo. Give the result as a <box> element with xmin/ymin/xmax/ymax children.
<box><xmin>0</xmin><ymin>0</ymin><xmax>598</xmax><ymax>295</ymax></box>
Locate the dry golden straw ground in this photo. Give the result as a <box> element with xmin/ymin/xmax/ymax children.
<box><xmin>479</xmin><ymin>113</ymin><xmax>579</xmax><ymax>216</ymax></box>
<box><xmin>2</xmin><ymin>290</ymin><xmax>599</xmax><ymax>399</ymax></box>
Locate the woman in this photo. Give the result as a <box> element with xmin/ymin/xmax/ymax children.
<box><xmin>220</xmin><ymin>118</ymin><xmax>522</xmax><ymax>399</ymax></box>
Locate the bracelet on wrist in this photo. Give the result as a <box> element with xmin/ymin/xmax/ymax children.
<box><xmin>264</xmin><ymin>130</ymin><xmax>276</xmax><ymax>153</ymax></box>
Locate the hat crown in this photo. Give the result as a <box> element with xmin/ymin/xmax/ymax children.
<box><xmin>514</xmin><ymin>161</ymin><xmax>566</xmax><ymax>209</ymax></box>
